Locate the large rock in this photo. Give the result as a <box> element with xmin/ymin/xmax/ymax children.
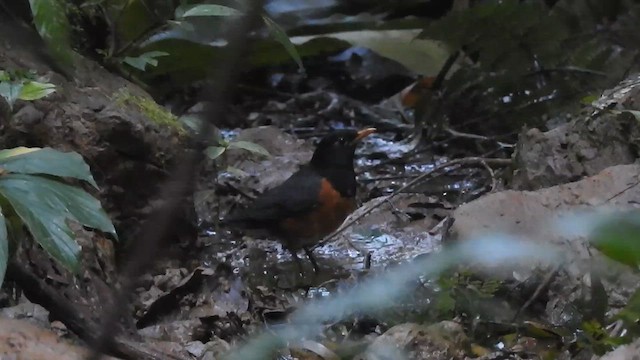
<box><xmin>511</xmin><ymin>73</ymin><xmax>640</xmax><ymax>190</ymax></box>
<box><xmin>452</xmin><ymin>164</ymin><xmax>640</xmax><ymax>325</ymax></box>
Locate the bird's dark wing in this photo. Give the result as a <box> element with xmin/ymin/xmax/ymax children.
<box><xmin>225</xmin><ymin>167</ymin><xmax>322</xmax><ymax>226</ymax></box>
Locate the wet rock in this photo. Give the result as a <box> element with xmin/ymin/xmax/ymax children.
<box><xmin>511</xmin><ymin>112</ymin><xmax>640</xmax><ymax>190</ymax></box>
<box><xmin>511</xmin><ymin>73</ymin><xmax>640</xmax><ymax>191</ymax></box>
<box><xmin>362</xmin><ymin>321</ymin><xmax>469</xmax><ymax>359</ymax></box>
<box><xmin>453</xmin><ymin>164</ymin><xmax>640</xmax><ymax>323</ymax></box>
<box><xmin>329</xmin><ymin>194</ymin><xmax>449</xmax><ymax>270</ymax></box>
<box><xmin>0</xmin><ymin>317</ymin><xmax>121</xmax><ymax>360</ymax></box>
<box><xmin>0</xmin><ymin>299</ymin><xmax>49</xmax><ymax>327</ymax></box>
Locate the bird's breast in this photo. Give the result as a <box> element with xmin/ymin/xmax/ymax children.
<box><xmin>278</xmin><ymin>178</ymin><xmax>357</xmax><ymax>248</ymax></box>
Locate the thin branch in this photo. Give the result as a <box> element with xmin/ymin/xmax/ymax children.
<box><xmin>511</xmin><ymin>264</ymin><xmax>560</xmax><ymax>322</ymax></box>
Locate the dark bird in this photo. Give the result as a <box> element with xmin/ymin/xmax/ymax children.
<box><xmin>224</xmin><ymin>128</ymin><xmax>376</xmax><ymax>272</ymax></box>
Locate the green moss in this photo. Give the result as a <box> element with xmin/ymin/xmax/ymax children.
<box><xmin>113</xmin><ymin>90</ymin><xmax>184</xmax><ymax>134</ymax></box>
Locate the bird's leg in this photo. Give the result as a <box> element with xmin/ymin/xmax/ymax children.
<box><xmin>304</xmin><ymin>247</ymin><xmax>320</xmax><ymax>273</ymax></box>
<box><xmin>288</xmin><ymin>248</ymin><xmax>305</xmax><ymax>275</ymax></box>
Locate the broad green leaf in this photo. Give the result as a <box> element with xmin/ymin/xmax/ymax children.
<box><xmin>19</xmin><ymin>81</ymin><xmax>56</xmax><ymax>101</ymax></box>
<box><xmin>228</xmin><ymin>141</ymin><xmax>270</xmax><ymax>157</ymax></box>
<box><xmin>225</xmin><ymin>166</ymin><xmax>248</xmax><ymax>177</ymax></box>
<box><xmin>0</xmin><ymin>209</ymin><xmax>7</xmax><ymax>288</ymax></box>
<box><xmin>178</xmin><ymin>114</ymin><xmax>203</xmax><ymax>134</ymax></box>
<box><xmin>0</xmin><ymin>174</ymin><xmax>117</xmax><ymax>271</ymax></box>
<box><xmin>179</xmin><ymin>4</ymin><xmax>241</xmax><ymax>18</ymax></box>
<box><xmin>28</xmin><ymin>0</ymin><xmax>75</xmax><ymax>68</ymax></box>
<box><xmin>205</xmin><ymin>146</ymin><xmax>226</xmax><ymax>160</ymax></box>
<box><xmin>123</xmin><ymin>51</ymin><xmax>170</xmax><ymax>71</ymax></box>
<box><xmin>262</xmin><ymin>15</ymin><xmax>304</xmax><ymax>72</ymax></box>
<box><xmin>0</xmin><ymin>147</ymin><xmax>99</xmax><ymax>189</ymax></box>
<box><xmin>0</xmin><ymin>147</ymin><xmax>39</xmax><ymax>160</ymax></box>
<box><xmin>590</xmin><ymin>214</ymin><xmax>640</xmax><ymax>268</ymax></box>
<box><xmin>290</xmin><ymin>29</ymin><xmax>450</xmax><ymax>76</ymax></box>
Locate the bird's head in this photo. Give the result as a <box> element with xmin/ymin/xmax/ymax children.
<box><xmin>310</xmin><ymin>128</ymin><xmax>376</xmax><ymax>169</ymax></box>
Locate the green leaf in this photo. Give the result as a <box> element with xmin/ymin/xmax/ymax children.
<box><xmin>19</xmin><ymin>81</ymin><xmax>56</xmax><ymax>101</ymax></box>
<box><xmin>225</xmin><ymin>166</ymin><xmax>248</xmax><ymax>177</ymax></box>
<box><xmin>290</xmin><ymin>29</ymin><xmax>450</xmax><ymax>76</ymax></box>
<box><xmin>179</xmin><ymin>4</ymin><xmax>241</xmax><ymax>18</ymax></box>
<box><xmin>28</xmin><ymin>0</ymin><xmax>75</xmax><ymax>68</ymax></box>
<box><xmin>590</xmin><ymin>213</ymin><xmax>640</xmax><ymax>268</ymax></box>
<box><xmin>436</xmin><ymin>291</ymin><xmax>456</xmax><ymax>315</ymax></box>
<box><xmin>0</xmin><ymin>147</ymin><xmax>99</xmax><ymax>189</ymax></box>
<box><xmin>0</xmin><ymin>209</ymin><xmax>8</xmax><ymax>288</ymax></box>
<box><xmin>123</xmin><ymin>51</ymin><xmax>170</xmax><ymax>71</ymax></box>
<box><xmin>228</xmin><ymin>141</ymin><xmax>271</xmax><ymax>157</ymax></box>
<box><xmin>205</xmin><ymin>146</ymin><xmax>226</xmax><ymax>160</ymax></box>
<box><xmin>0</xmin><ymin>174</ymin><xmax>117</xmax><ymax>272</ymax></box>
<box><xmin>262</xmin><ymin>15</ymin><xmax>304</xmax><ymax>72</ymax></box>
<box><xmin>178</xmin><ymin>114</ymin><xmax>203</xmax><ymax>134</ymax></box>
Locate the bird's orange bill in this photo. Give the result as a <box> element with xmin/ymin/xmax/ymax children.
<box><xmin>353</xmin><ymin>128</ymin><xmax>376</xmax><ymax>143</ymax></box>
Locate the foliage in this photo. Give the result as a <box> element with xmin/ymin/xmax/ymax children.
<box><xmin>28</xmin><ymin>0</ymin><xmax>75</xmax><ymax>69</ymax></box>
<box><xmin>434</xmin><ymin>270</ymin><xmax>501</xmax><ymax>319</ymax></box>
<box><xmin>206</xmin><ymin>132</ymin><xmax>270</xmax><ymax>176</ymax></box>
<box><xmin>590</xmin><ymin>212</ymin><xmax>640</xmax><ymax>268</ymax></box>
<box><xmin>63</xmin><ymin>0</ymin><xmax>304</xmax><ymax>82</ymax></box>
<box><xmin>0</xmin><ymin>70</ymin><xmax>56</xmax><ymax>109</ymax></box>
<box><xmin>0</xmin><ymin>147</ymin><xmax>117</xmax><ymax>287</ymax></box>
<box><xmin>579</xmin><ymin>320</ymin><xmax>627</xmax><ymax>355</ymax></box>
<box><xmin>123</xmin><ymin>51</ymin><xmax>169</xmax><ymax>71</ymax></box>
<box><xmin>416</xmin><ymin>0</ymin><xmax>638</xmax><ymax>133</ymax></box>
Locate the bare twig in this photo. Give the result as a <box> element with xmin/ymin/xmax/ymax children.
<box><xmin>511</xmin><ymin>264</ymin><xmax>560</xmax><ymax>322</ymax></box>
<box><xmin>479</xmin><ymin>159</ymin><xmax>497</xmax><ymax>192</ymax></box>
<box><xmin>312</xmin><ymin>157</ymin><xmax>512</xmax><ymax>249</ymax></box>
<box><xmin>85</xmin><ymin>2</ymin><xmax>265</xmax><ymax>359</ymax></box>
<box><xmin>445</xmin><ymin>127</ymin><xmax>492</xmax><ymax>141</ymax></box>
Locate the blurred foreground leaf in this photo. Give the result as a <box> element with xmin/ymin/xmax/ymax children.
<box><xmin>590</xmin><ymin>213</ymin><xmax>640</xmax><ymax>268</ymax></box>
<box><xmin>28</xmin><ymin>0</ymin><xmax>75</xmax><ymax>67</ymax></box>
